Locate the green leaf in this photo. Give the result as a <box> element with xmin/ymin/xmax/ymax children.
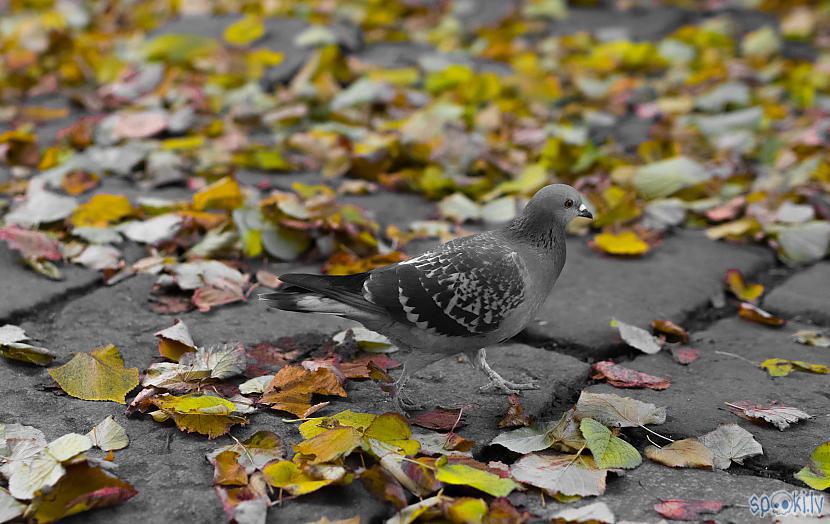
<box><xmin>435</xmin><ymin>460</ymin><xmax>518</xmax><ymax>497</ymax></box>
<box><xmin>579</xmin><ymin>418</ymin><xmax>641</xmax><ymax>469</ymax></box>
<box><xmin>795</xmin><ymin>441</ymin><xmax>830</xmax><ymax>490</ymax></box>
<box><xmin>633</xmin><ymin>156</ymin><xmax>709</xmax><ymax>200</ymax></box>
<box><xmin>142</xmin><ymin>34</ymin><xmax>219</xmax><ymax>64</ymax></box>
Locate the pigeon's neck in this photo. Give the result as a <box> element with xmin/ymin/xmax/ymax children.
<box><xmin>503</xmin><ymin>213</ymin><xmax>566</xmax><ymax>255</ymax></box>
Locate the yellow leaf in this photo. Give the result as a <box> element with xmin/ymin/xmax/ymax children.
<box><xmin>192</xmin><ymin>176</ymin><xmax>243</xmax><ymax>211</ymax></box>
<box><xmin>262</xmin><ymin>460</ymin><xmax>335</xmax><ymax>496</ymax></box>
<box><xmin>162</xmin><ymin>136</ymin><xmax>205</xmax><ymax>151</ymax></box>
<box><xmin>299</xmin><ymin>410</ymin><xmax>378</xmax><ymax>439</ymax></box>
<box><xmin>143</xmin><ymin>34</ymin><xmax>219</xmax><ymax>64</ymax></box>
<box><xmin>795</xmin><ymin>441</ymin><xmax>830</xmax><ymax>490</ymax></box>
<box><xmin>223</xmin><ymin>15</ymin><xmax>265</xmax><ymax>47</ymax></box>
<box><xmin>294</xmin><ymin>427</ymin><xmax>362</xmax><ymax>464</ymax></box>
<box><xmin>645</xmin><ymin>438</ymin><xmax>713</xmax><ymax>469</ymax></box>
<box><xmin>435</xmin><ymin>460</ymin><xmax>518</xmax><ymax>497</ymax></box>
<box><xmin>364</xmin><ymin>413</ymin><xmax>420</xmax><ymax>456</ymax></box>
<box><xmin>48</xmin><ymin>345</ymin><xmax>139</xmax><ymax>404</ymax></box>
<box><xmin>445</xmin><ymin>497</ymin><xmax>488</xmax><ymax>524</ymax></box>
<box><xmin>71</xmin><ymin>194</ymin><xmax>133</xmax><ymax>227</ymax></box>
<box><xmin>593</xmin><ymin>230</ymin><xmax>650</xmax><ymax>256</ymax></box>
<box><xmin>246</xmin><ymin>49</ymin><xmax>283</xmax><ymax>79</ymax></box>
<box><xmin>151</xmin><ymin>394</ymin><xmax>247</xmax><ymax>438</ymax></box>
<box><xmin>761</xmin><ymin>358</ymin><xmax>829</xmax><ymax>377</ymax></box>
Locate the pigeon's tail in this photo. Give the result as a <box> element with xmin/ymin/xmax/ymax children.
<box><xmin>259</xmin><ymin>272</ymin><xmax>384</xmax><ymax>319</ymax></box>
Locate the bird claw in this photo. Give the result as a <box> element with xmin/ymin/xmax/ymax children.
<box><xmin>393</xmin><ymin>391</ymin><xmax>424</xmax><ymax>413</ymax></box>
<box><xmin>479</xmin><ymin>378</ymin><xmax>539</xmax><ymax>395</ymax></box>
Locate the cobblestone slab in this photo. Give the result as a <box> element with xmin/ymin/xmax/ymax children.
<box><xmin>584</xmin><ymin>316</ymin><xmax>830</xmax><ymax>473</ymax></box>
<box><xmin>524</xmin><ymin>231</ymin><xmax>774</xmax><ymax>357</ymax></box>
<box><xmin>765</xmin><ymin>262</ymin><xmax>830</xmax><ymax>326</ymax></box>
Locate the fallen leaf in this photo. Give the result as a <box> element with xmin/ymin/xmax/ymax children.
<box><xmin>0</xmin><ymin>488</ymin><xmax>25</xmax><ymax>523</ymax></box>
<box><xmin>207</xmin><ymin>431</ymin><xmax>285</xmax><ymax>474</ymax></box>
<box><xmin>86</xmin><ymin>416</ymin><xmax>129</xmax><ymax>451</ymax></box>
<box><xmin>193</xmin><ymin>176</ymin><xmax>243</xmax><ymax>211</ymax></box>
<box><xmin>260</xmin><ymin>365</ymin><xmax>347</xmax><ymax>417</ymax></box>
<box><xmin>651</xmin><ymin>319</ymin><xmax>689</xmax><ymax>343</ymax></box>
<box><xmin>777</xmin><ymin>221</ymin><xmax>830</xmax><ymax>265</ymax></box>
<box><xmin>611</xmin><ymin>318</ymin><xmax>662</xmax><ymax>354</ymax></box>
<box><xmin>724</xmin><ymin>269</ymin><xmax>764</xmax><ymax>303</ymax></box>
<box><xmin>795</xmin><ymin>441</ymin><xmax>830</xmax><ymax>490</ymax></box>
<box><xmin>498</xmin><ymin>395</ymin><xmax>534</xmax><ymax>428</ymax></box>
<box><xmin>150</xmin><ymin>394</ymin><xmax>247</xmax><ymax>439</ymax></box>
<box><xmin>574</xmin><ymin>391</ymin><xmax>667</xmax><ymax>428</ymax></box>
<box><xmin>644</xmin><ymin>438</ymin><xmax>713</xmax><ymax>469</ymax></box>
<box><xmin>360</xmin><ymin>465</ymin><xmax>408</xmax><ymax>509</ymax></box>
<box><xmin>725</xmin><ymin>401</ymin><xmax>812</xmax><ymax>431</ymax></box>
<box><xmin>154</xmin><ymin>319</ymin><xmax>196</xmax><ymax>362</ymax></box>
<box><xmin>4</xmin><ymin>189</ymin><xmax>77</xmax><ymax>227</ymax></box>
<box><xmin>210</xmin><ymin>450</ymin><xmax>249</xmax><ymax>486</ymax></box>
<box><xmin>0</xmin><ymin>226</ymin><xmax>62</xmax><ymax>260</ymax></box>
<box><xmin>670</xmin><ymin>347</ymin><xmax>700</xmax><ymax>365</ymax></box>
<box><xmin>411</xmin><ymin>408</ymin><xmax>466</xmax><ymax>432</ymax></box>
<box><xmin>739</xmin><ymin>303</ymin><xmax>785</xmax><ymax>327</ymax></box>
<box><xmin>294</xmin><ymin>426</ymin><xmax>363</xmax><ymax>464</ymax></box>
<box><xmin>255</xmin><ymin>270</ymin><xmax>282</xmax><ymax>289</ymax></box>
<box><xmin>792</xmin><ymin>330</ymin><xmax>830</xmax><ymax>348</ymax></box>
<box><xmin>119</xmin><ymin>214</ymin><xmax>183</xmax><ymax>244</ymax></box>
<box><xmin>654</xmin><ymin>499</ymin><xmax>723</xmax><ymax>521</ymax></box>
<box><xmin>27</xmin><ymin>461</ymin><xmax>137</xmax><ymax>523</ymax></box>
<box><xmin>48</xmin><ymin>345</ymin><xmax>139</xmax><ymax>404</ymax></box>
<box><xmin>332</xmin><ymin>327</ymin><xmax>397</xmax><ymax>353</ymax></box>
<box><xmin>490</xmin><ymin>426</ymin><xmax>552</xmax><ymax>455</ymax></box>
<box><xmin>261</xmin><ymin>460</ymin><xmax>340</xmax><ymax>496</ymax></box>
<box><xmin>592</xmin><ymin>230</ymin><xmax>650</xmax><ymax>256</ymax></box>
<box><xmin>579</xmin><ymin>418</ymin><xmax>641</xmax><ymax>469</ymax></box>
<box><xmin>698</xmin><ymin>424</ymin><xmax>763</xmax><ymax>470</ymax></box>
<box><xmin>760</xmin><ymin>358</ymin><xmax>828</xmax><ymax>377</ymax></box>
<box><xmin>510</xmin><ymin>453</ymin><xmax>609</xmax><ymax>497</ymax></box>
<box><xmin>71</xmin><ymin>194</ymin><xmax>133</xmax><ymax>227</ymax></box>
<box><xmin>224</xmin><ymin>15</ymin><xmax>265</xmax><ymax>47</ymax></box>
<box><xmin>591</xmin><ymin>361</ymin><xmax>670</xmax><ymax>390</ymax></box>
<box><xmin>633</xmin><ymin>156</ymin><xmax>709</xmax><ymax>199</ymax></box>
<box><xmin>435</xmin><ymin>458</ymin><xmax>518</xmax><ymax>497</ymax></box>
<box><xmin>111</xmin><ymin>110</ymin><xmax>168</xmax><ymax>140</ymax></box>
<box><xmin>553</xmin><ymin>501</ymin><xmax>615</xmax><ymax>523</ymax></box>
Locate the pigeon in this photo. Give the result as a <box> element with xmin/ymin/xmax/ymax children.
<box><xmin>260</xmin><ymin>184</ymin><xmax>592</xmax><ymax>410</ymax></box>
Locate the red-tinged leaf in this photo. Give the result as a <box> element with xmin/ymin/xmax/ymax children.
<box><xmin>411</xmin><ymin>408</ymin><xmax>466</xmax><ymax>432</ymax></box>
<box><xmin>591</xmin><ymin>361</ymin><xmax>670</xmax><ymax>390</ymax></box>
<box><xmin>651</xmin><ymin>319</ymin><xmax>689</xmax><ymax>343</ymax></box>
<box><xmin>654</xmin><ymin>499</ymin><xmax>723</xmax><ymax>521</ymax></box>
<box><xmin>725</xmin><ymin>401</ymin><xmax>812</xmax><ymax>431</ymax></box>
<box><xmin>192</xmin><ymin>284</ymin><xmax>245</xmax><ymax>312</ymax></box>
<box><xmin>724</xmin><ymin>269</ymin><xmax>764</xmax><ymax>303</ymax></box>
<box><xmin>671</xmin><ymin>347</ymin><xmax>700</xmax><ymax>365</ymax></box>
<box><xmin>210</xmin><ymin>450</ymin><xmax>249</xmax><ymax>486</ymax></box>
<box><xmin>486</xmin><ymin>497</ymin><xmax>531</xmax><ymax>523</ymax></box>
<box><xmin>498</xmin><ymin>394</ymin><xmax>534</xmax><ymax>428</ymax></box>
<box><xmin>444</xmin><ymin>433</ymin><xmax>475</xmax><ymax>452</ymax></box>
<box><xmin>0</xmin><ymin>225</ymin><xmax>62</xmax><ymax>260</ymax></box>
<box><xmin>706</xmin><ymin>196</ymin><xmax>745</xmax><ymax>222</ymax></box>
<box><xmin>738</xmin><ymin>303</ymin><xmax>785</xmax><ymax>327</ymax></box>
<box><xmin>339</xmin><ymin>354</ymin><xmax>401</xmax><ymax>379</ymax></box>
<box><xmin>360</xmin><ymin>465</ymin><xmax>409</xmax><ymax>509</ymax></box>
<box><xmin>148</xmin><ymin>294</ymin><xmax>194</xmax><ymax>315</ymax></box>
<box><xmin>28</xmin><ymin>462</ymin><xmax>137</xmax><ymax>523</ymax></box>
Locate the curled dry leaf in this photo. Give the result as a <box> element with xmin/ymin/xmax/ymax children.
<box><xmin>498</xmin><ymin>395</ymin><xmax>534</xmax><ymax>429</ymax></box>
<box><xmin>411</xmin><ymin>408</ymin><xmax>466</xmax><ymax>432</ymax></box>
<box><xmin>0</xmin><ymin>225</ymin><xmax>62</xmax><ymax>261</ymax></box>
<box><xmin>792</xmin><ymin>329</ymin><xmax>830</xmax><ymax>348</ymax></box>
<box><xmin>154</xmin><ymin>319</ymin><xmax>196</xmax><ymax>362</ymax></box>
<box><xmin>591</xmin><ymin>361</ymin><xmax>670</xmax><ymax>390</ymax></box>
<box><xmin>510</xmin><ymin>453</ymin><xmax>609</xmax><ymax>497</ymax></box>
<box><xmin>725</xmin><ymin>401</ymin><xmax>813</xmax><ymax>431</ymax></box>
<box><xmin>260</xmin><ymin>364</ymin><xmax>347</xmax><ymax>417</ymax></box>
<box><xmin>724</xmin><ymin>269</ymin><xmax>764</xmax><ymax>303</ymax></box>
<box><xmin>149</xmin><ymin>394</ymin><xmax>247</xmax><ymax>439</ymax></box>
<box><xmin>760</xmin><ymin>358</ymin><xmax>829</xmax><ymax>377</ymax></box>
<box><xmin>670</xmin><ymin>347</ymin><xmax>700</xmax><ymax>365</ymax></box>
<box><xmin>738</xmin><ymin>303</ymin><xmax>785</xmax><ymax>327</ymax></box>
<box><xmin>651</xmin><ymin>319</ymin><xmax>689</xmax><ymax>343</ymax></box>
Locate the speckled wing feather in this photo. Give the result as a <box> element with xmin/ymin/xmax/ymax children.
<box><xmin>364</xmin><ymin>234</ymin><xmax>526</xmax><ymax>337</ymax></box>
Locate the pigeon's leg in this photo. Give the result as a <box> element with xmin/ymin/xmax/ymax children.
<box><xmin>475</xmin><ymin>348</ymin><xmax>539</xmax><ymax>394</ymax></box>
<box><xmin>386</xmin><ymin>350</ymin><xmax>446</xmax><ymax>413</ymax></box>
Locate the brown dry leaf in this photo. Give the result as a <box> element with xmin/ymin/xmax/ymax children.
<box><xmin>670</xmin><ymin>347</ymin><xmax>700</xmax><ymax>365</ymax></box>
<box><xmin>61</xmin><ymin>171</ymin><xmax>100</xmax><ymax>196</ymax></box>
<box><xmin>154</xmin><ymin>319</ymin><xmax>196</xmax><ymax>362</ymax></box>
<box><xmin>510</xmin><ymin>453</ymin><xmax>609</xmax><ymax>497</ymax></box>
<box><xmin>651</xmin><ymin>319</ymin><xmax>689</xmax><ymax>343</ymax></box>
<box><xmin>498</xmin><ymin>395</ymin><xmax>534</xmax><ymax>428</ymax></box>
<box><xmin>209</xmin><ymin>450</ymin><xmax>249</xmax><ymax>486</ymax></box>
<box><xmin>360</xmin><ymin>465</ymin><xmax>408</xmax><ymax>509</ymax></box>
<box><xmin>591</xmin><ymin>361</ymin><xmax>670</xmax><ymax>390</ymax></box>
<box><xmin>738</xmin><ymin>303</ymin><xmax>785</xmax><ymax>327</ymax></box>
<box><xmin>48</xmin><ymin>345</ymin><xmax>139</xmax><ymax>404</ymax></box>
<box><xmin>191</xmin><ymin>284</ymin><xmax>246</xmax><ymax>313</ymax></box>
<box><xmin>645</xmin><ymin>438</ymin><xmax>714</xmax><ymax>469</ymax></box>
<box><xmin>260</xmin><ymin>365</ymin><xmax>347</xmax><ymax>417</ymax></box>
<box><xmin>150</xmin><ymin>394</ymin><xmax>247</xmax><ymax>439</ymax></box>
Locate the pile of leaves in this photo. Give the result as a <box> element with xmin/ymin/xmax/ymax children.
<box><xmin>0</xmin><ymin>417</ymin><xmax>135</xmax><ymax>523</ymax></box>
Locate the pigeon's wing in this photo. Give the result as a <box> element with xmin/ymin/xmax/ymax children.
<box><xmin>364</xmin><ymin>237</ymin><xmax>526</xmax><ymax>337</ymax></box>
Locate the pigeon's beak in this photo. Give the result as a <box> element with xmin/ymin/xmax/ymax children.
<box><xmin>577</xmin><ymin>203</ymin><xmax>593</xmax><ymax>220</ymax></box>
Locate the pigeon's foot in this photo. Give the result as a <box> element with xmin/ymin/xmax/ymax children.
<box><xmin>386</xmin><ymin>365</ymin><xmax>424</xmax><ymax>413</ymax></box>
<box><xmin>475</xmin><ymin>348</ymin><xmax>539</xmax><ymax>394</ymax></box>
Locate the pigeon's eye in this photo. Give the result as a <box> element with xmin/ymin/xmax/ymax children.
<box><xmin>564</xmin><ymin>199</ymin><xmax>574</xmax><ymax>209</ymax></box>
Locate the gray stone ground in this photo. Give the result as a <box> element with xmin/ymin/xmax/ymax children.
<box><xmin>2</xmin><ymin>3</ymin><xmax>830</xmax><ymax>524</ymax></box>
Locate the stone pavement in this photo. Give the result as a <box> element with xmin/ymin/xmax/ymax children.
<box><xmin>1</xmin><ymin>3</ymin><xmax>829</xmax><ymax>524</ymax></box>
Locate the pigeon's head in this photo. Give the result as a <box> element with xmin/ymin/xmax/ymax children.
<box><xmin>525</xmin><ymin>184</ymin><xmax>593</xmax><ymax>225</ymax></box>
